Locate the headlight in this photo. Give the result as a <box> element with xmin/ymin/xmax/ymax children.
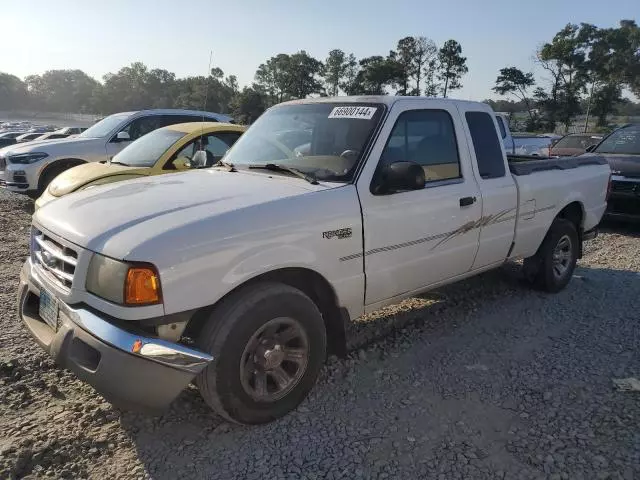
<box><xmin>8</xmin><ymin>152</ymin><xmax>49</xmax><ymax>164</ymax></box>
<box><xmin>86</xmin><ymin>254</ymin><xmax>162</xmax><ymax>306</ymax></box>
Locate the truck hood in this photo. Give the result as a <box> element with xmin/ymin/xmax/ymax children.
<box><xmin>48</xmin><ymin>162</ymin><xmax>142</xmax><ymax>196</ymax></box>
<box><xmin>597</xmin><ymin>153</ymin><xmax>640</xmax><ymax>178</ymax></box>
<box><xmin>34</xmin><ymin>168</ymin><xmax>334</xmax><ymax>259</ymax></box>
<box><xmin>1</xmin><ymin>136</ymin><xmax>102</xmax><ymax>156</ymax></box>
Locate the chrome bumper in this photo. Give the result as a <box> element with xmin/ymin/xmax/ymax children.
<box><xmin>18</xmin><ymin>259</ymin><xmax>213</xmax><ymax>410</ymax></box>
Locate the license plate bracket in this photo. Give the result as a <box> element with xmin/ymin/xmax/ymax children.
<box><xmin>39</xmin><ymin>288</ymin><xmax>59</xmax><ymax>331</ymax></box>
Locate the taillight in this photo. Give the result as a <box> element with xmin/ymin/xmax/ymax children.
<box><xmin>606</xmin><ymin>173</ymin><xmax>612</xmax><ymax>201</ymax></box>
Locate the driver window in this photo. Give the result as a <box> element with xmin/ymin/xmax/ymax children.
<box><xmin>118</xmin><ymin>115</ymin><xmax>163</xmax><ymax>142</ymax></box>
<box><xmin>380</xmin><ymin>110</ymin><xmax>462</xmax><ymax>182</ymax></box>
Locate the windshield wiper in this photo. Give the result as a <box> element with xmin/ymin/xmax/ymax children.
<box><xmin>213</xmin><ymin>159</ymin><xmax>236</xmax><ymax>172</ymax></box>
<box><xmin>248</xmin><ymin>163</ymin><xmax>318</xmax><ymax>185</ymax></box>
<box><xmin>108</xmin><ymin>161</ymin><xmax>129</xmax><ymax>166</ymax></box>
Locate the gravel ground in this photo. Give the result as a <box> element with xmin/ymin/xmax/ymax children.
<box><xmin>0</xmin><ymin>188</ymin><xmax>638</xmax><ymax>480</ymax></box>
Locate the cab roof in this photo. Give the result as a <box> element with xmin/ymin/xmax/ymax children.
<box><xmin>279</xmin><ymin>95</ymin><xmax>488</xmax><ymax>109</ymax></box>
<box><xmin>164</xmin><ymin>122</ymin><xmax>245</xmax><ymax>134</ymax></box>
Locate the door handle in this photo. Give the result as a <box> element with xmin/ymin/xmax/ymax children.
<box><xmin>459</xmin><ymin>196</ymin><xmax>476</xmax><ymax>207</ymax></box>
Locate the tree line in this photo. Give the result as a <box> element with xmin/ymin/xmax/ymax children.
<box><xmin>0</xmin><ymin>36</ymin><xmax>468</xmax><ymax>124</ymax></box>
<box><xmin>1</xmin><ymin>21</ymin><xmax>639</xmax><ymax>130</ymax></box>
<box><xmin>491</xmin><ymin>20</ymin><xmax>640</xmax><ymax>131</ymax></box>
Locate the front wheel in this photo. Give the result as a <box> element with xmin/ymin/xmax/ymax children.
<box><xmin>523</xmin><ymin>218</ymin><xmax>579</xmax><ymax>293</ymax></box>
<box><xmin>196</xmin><ymin>283</ymin><xmax>327</xmax><ymax>424</ymax></box>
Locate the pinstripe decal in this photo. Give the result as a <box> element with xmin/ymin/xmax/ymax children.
<box><xmin>338</xmin><ymin>204</ymin><xmax>556</xmax><ymax>262</ymax></box>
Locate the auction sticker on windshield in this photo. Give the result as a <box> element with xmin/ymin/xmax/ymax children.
<box><xmin>328</xmin><ymin>106</ymin><xmax>377</xmax><ymax>120</ymax></box>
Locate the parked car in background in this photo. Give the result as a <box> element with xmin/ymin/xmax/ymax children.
<box><xmin>512</xmin><ymin>133</ymin><xmax>563</xmax><ymax>157</ymax></box>
<box><xmin>18</xmin><ymin>97</ymin><xmax>609</xmax><ymax>425</ymax></box>
<box><xmin>585</xmin><ymin>124</ymin><xmax>640</xmax><ymax>221</ymax></box>
<box><xmin>0</xmin><ymin>109</ymin><xmax>233</xmax><ymax>196</ymax></box>
<box><xmin>550</xmin><ymin>133</ymin><xmax>603</xmax><ymax>157</ymax></box>
<box><xmin>0</xmin><ymin>131</ymin><xmax>26</xmax><ymax>148</ymax></box>
<box><xmin>16</xmin><ymin>132</ymin><xmax>47</xmax><ymax>143</ymax></box>
<box><xmin>33</xmin><ymin>132</ymin><xmax>71</xmax><ymax>142</ymax></box>
<box><xmin>35</xmin><ymin>122</ymin><xmax>246</xmax><ymax>209</ymax></box>
<box><xmin>55</xmin><ymin>127</ymin><xmax>87</xmax><ymax>135</ymax></box>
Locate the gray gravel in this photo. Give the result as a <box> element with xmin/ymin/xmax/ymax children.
<box><xmin>1</xmin><ymin>188</ymin><xmax>639</xmax><ymax>480</ymax></box>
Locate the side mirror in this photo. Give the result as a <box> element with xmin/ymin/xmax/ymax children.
<box><xmin>585</xmin><ymin>144</ymin><xmax>596</xmax><ymax>153</ymax></box>
<box><xmin>191</xmin><ymin>150</ymin><xmax>208</xmax><ymax>168</ymax></box>
<box><xmin>116</xmin><ymin>131</ymin><xmax>131</xmax><ymax>142</ymax></box>
<box><xmin>375</xmin><ymin>161</ymin><xmax>426</xmax><ymax>194</ymax></box>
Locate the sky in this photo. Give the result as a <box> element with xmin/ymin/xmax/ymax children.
<box><xmin>2</xmin><ymin>0</ymin><xmax>638</xmax><ymax>101</ymax></box>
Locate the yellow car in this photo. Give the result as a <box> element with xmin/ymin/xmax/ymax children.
<box><xmin>35</xmin><ymin>122</ymin><xmax>246</xmax><ymax>209</ymax></box>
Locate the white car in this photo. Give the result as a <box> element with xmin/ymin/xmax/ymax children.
<box><xmin>18</xmin><ymin>97</ymin><xmax>610</xmax><ymax>425</ymax></box>
<box><xmin>0</xmin><ymin>109</ymin><xmax>232</xmax><ymax>196</ymax></box>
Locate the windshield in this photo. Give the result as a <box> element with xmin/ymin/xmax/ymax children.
<box><xmin>596</xmin><ymin>126</ymin><xmax>640</xmax><ymax>155</ymax></box>
<box><xmin>111</xmin><ymin>128</ymin><xmax>186</xmax><ymax>167</ymax></box>
<box><xmin>554</xmin><ymin>135</ymin><xmax>601</xmax><ymax>149</ymax></box>
<box><xmin>79</xmin><ymin>113</ymin><xmax>132</xmax><ymax>138</ymax></box>
<box><xmin>224</xmin><ymin>103</ymin><xmax>384</xmax><ymax>182</ymax></box>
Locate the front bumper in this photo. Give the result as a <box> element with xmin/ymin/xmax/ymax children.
<box><xmin>0</xmin><ymin>161</ymin><xmax>36</xmax><ymax>192</ymax></box>
<box><xmin>18</xmin><ymin>259</ymin><xmax>213</xmax><ymax>411</ymax></box>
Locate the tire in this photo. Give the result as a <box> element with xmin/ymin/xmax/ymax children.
<box><xmin>195</xmin><ymin>282</ymin><xmax>327</xmax><ymax>425</ymax></box>
<box><xmin>523</xmin><ymin>218</ymin><xmax>579</xmax><ymax>293</ymax></box>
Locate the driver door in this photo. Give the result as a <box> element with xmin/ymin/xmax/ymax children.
<box><xmin>355</xmin><ymin>100</ymin><xmax>482</xmax><ymax>309</ymax></box>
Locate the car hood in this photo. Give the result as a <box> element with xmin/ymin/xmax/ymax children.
<box><xmin>34</xmin><ymin>169</ymin><xmax>334</xmax><ymax>260</ymax></box>
<box><xmin>592</xmin><ymin>153</ymin><xmax>640</xmax><ymax>178</ymax></box>
<box><xmin>48</xmin><ymin>162</ymin><xmax>143</xmax><ymax>196</ymax></box>
<box><xmin>0</xmin><ymin>136</ymin><xmax>102</xmax><ymax>156</ymax></box>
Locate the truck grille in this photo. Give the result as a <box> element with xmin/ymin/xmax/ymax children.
<box><xmin>32</xmin><ymin>229</ymin><xmax>78</xmax><ymax>289</ymax></box>
<box><xmin>612</xmin><ymin>181</ymin><xmax>638</xmax><ymax>194</ymax></box>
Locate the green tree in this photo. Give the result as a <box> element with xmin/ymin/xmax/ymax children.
<box><xmin>254</xmin><ymin>54</ymin><xmax>293</xmax><ymax>104</ymax></box>
<box><xmin>24</xmin><ymin>69</ymin><xmax>99</xmax><ymax>113</ymax></box>
<box><xmin>537</xmin><ymin>24</ymin><xmax>588</xmax><ymax>129</ymax></box>
<box><xmin>493</xmin><ymin>67</ymin><xmax>536</xmax><ymax>123</ymax></box>
<box><xmin>323</xmin><ymin>49</ymin><xmax>349</xmax><ymax>96</ymax></box>
<box><xmin>437</xmin><ymin>40</ymin><xmax>468</xmax><ymax>97</ymax></box>
<box><xmin>352</xmin><ymin>56</ymin><xmax>403</xmax><ymax>95</ymax></box>
<box><xmin>230</xmin><ymin>86</ymin><xmax>267</xmax><ymax>124</ymax></box>
<box><xmin>0</xmin><ymin>73</ymin><xmax>28</xmax><ymax>110</ymax></box>
<box><xmin>395</xmin><ymin>36</ymin><xmax>438</xmax><ymax>95</ymax></box>
<box><xmin>340</xmin><ymin>54</ymin><xmax>360</xmax><ymax>95</ymax></box>
<box><xmin>287</xmin><ymin>50</ymin><xmax>323</xmax><ymax>99</ymax></box>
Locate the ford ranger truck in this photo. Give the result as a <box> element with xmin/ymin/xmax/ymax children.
<box><xmin>18</xmin><ymin>97</ymin><xmax>610</xmax><ymax>425</ymax></box>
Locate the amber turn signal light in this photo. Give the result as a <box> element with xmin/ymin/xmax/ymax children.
<box><xmin>125</xmin><ymin>266</ymin><xmax>161</xmax><ymax>305</ymax></box>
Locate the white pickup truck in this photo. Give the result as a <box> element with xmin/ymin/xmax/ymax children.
<box><xmin>18</xmin><ymin>97</ymin><xmax>610</xmax><ymax>425</ymax></box>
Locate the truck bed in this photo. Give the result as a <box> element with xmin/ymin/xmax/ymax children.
<box><xmin>508</xmin><ymin>154</ymin><xmax>608</xmax><ymax>176</ymax></box>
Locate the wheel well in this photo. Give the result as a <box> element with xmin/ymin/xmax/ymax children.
<box><xmin>556</xmin><ymin>201</ymin><xmax>585</xmax><ymax>257</ymax></box>
<box><xmin>39</xmin><ymin>158</ymin><xmax>86</xmax><ymax>190</ymax></box>
<box><xmin>184</xmin><ymin>268</ymin><xmax>348</xmax><ymax>358</ymax></box>
<box><xmin>556</xmin><ymin>202</ymin><xmax>584</xmax><ymax>231</ymax></box>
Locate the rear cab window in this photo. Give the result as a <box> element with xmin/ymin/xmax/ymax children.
<box><xmin>465</xmin><ymin>112</ymin><xmax>506</xmax><ymax>179</ymax></box>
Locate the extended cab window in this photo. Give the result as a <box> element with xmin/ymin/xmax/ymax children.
<box><xmin>381</xmin><ymin>109</ymin><xmax>461</xmax><ymax>182</ymax></box>
<box><xmin>466</xmin><ymin>111</ymin><xmax>506</xmax><ymax>179</ymax></box>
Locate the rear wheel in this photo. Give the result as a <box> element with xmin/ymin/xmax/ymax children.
<box><xmin>523</xmin><ymin>218</ymin><xmax>579</xmax><ymax>293</ymax></box>
<box><xmin>196</xmin><ymin>282</ymin><xmax>327</xmax><ymax>424</ymax></box>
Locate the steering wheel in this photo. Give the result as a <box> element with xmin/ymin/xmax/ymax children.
<box><xmin>340</xmin><ymin>149</ymin><xmax>360</xmax><ymax>160</ymax></box>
